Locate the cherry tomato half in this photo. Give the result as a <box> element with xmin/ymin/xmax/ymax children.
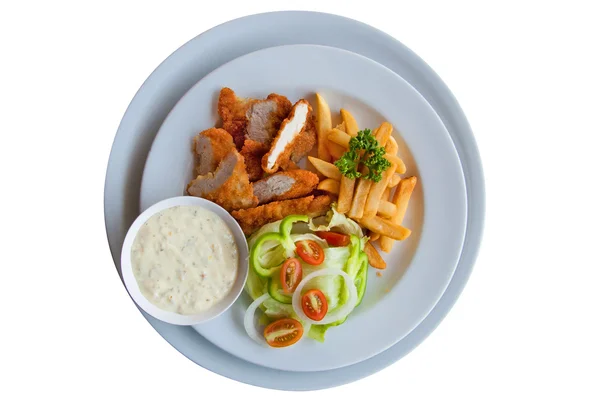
<box><xmin>263</xmin><ymin>318</ymin><xmax>304</xmax><ymax>348</ymax></box>
<box><xmin>301</xmin><ymin>289</ymin><xmax>328</xmax><ymax>321</ymax></box>
<box><xmin>316</xmin><ymin>231</ymin><xmax>350</xmax><ymax>247</ymax></box>
<box><xmin>280</xmin><ymin>258</ymin><xmax>302</xmax><ymax>293</ymax></box>
<box><xmin>295</xmin><ymin>240</ymin><xmax>325</xmax><ymax>265</ymax></box>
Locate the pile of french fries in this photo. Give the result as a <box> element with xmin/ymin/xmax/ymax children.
<box><xmin>308</xmin><ymin>93</ymin><xmax>417</xmax><ymax>270</ymax></box>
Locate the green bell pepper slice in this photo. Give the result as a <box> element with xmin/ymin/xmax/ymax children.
<box><xmin>249</xmin><ymin>215</ymin><xmax>308</xmax><ymax>278</ymax></box>
<box><xmin>267</xmin><ymin>277</ymin><xmax>293</xmax><ymax>304</ymax></box>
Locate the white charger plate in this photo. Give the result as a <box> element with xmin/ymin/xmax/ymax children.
<box><xmin>104</xmin><ymin>11</ymin><xmax>485</xmax><ymax>390</ymax></box>
<box><xmin>139</xmin><ymin>44</ymin><xmax>467</xmax><ymax>372</ymax></box>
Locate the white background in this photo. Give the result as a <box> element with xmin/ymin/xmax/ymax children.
<box><xmin>1</xmin><ymin>1</ymin><xmax>599</xmax><ymax>399</ymax></box>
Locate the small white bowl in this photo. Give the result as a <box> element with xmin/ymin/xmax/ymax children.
<box><xmin>120</xmin><ymin>196</ymin><xmax>249</xmax><ymax>326</ymax></box>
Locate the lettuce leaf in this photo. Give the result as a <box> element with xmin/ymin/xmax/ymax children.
<box><xmin>245</xmin><ymin>263</ymin><xmax>267</xmax><ymax>301</ymax></box>
<box><xmin>301</xmin><ymin>246</ymin><xmax>350</xmax><ymax>310</ymax></box>
<box><xmin>307</xmin><ymin>235</ymin><xmax>364</xmax><ymax>341</ymax></box>
<box><xmin>308</xmin><ymin>206</ymin><xmax>364</xmax><ymax>239</ymax></box>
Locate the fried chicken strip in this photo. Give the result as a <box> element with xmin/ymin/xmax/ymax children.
<box><xmin>192</xmin><ymin>128</ymin><xmax>235</xmax><ymax>175</ymax></box>
<box><xmin>252</xmin><ymin>170</ymin><xmax>319</xmax><ymax>204</ymax></box>
<box><xmin>232</xmin><ymin>195</ymin><xmax>333</xmax><ymax>235</ymax></box>
<box><xmin>239</xmin><ymin>139</ymin><xmax>269</xmax><ymax>182</ymax></box>
<box><xmin>292</xmin><ymin>114</ymin><xmax>318</xmax><ymax>164</ymax></box>
<box><xmin>261</xmin><ymin>99</ymin><xmax>316</xmax><ymax>173</ymax></box>
<box><xmin>217</xmin><ymin>87</ymin><xmax>292</xmax><ymax>150</ymax></box>
<box><xmin>187</xmin><ymin>150</ymin><xmax>258</xmax><ymax>212</ymax></box>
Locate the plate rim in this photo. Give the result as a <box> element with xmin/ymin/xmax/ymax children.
<box><xmin>104</xmin><ymin>10</ymin><xmax>485</xmax><ymax>391</ymax></box>
<box><xmin>138</xmin><ymin>43</ymin><xmax>467</xmax><ymax>371</ymax></box>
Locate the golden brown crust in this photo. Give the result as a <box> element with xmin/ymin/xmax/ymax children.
<box><xmin>260</xmin><ymin>94</ymin><xmax>293</xmax><ymax>143</ymax></box>
<box><xmin>193</xmin><ymin>128</ymin><xmax>235</xmax><ymax>175</ymax></box>
<box><xmin>281</xmin><ymin>161</ymin><xmax>300</xmax><ymax>171</ymax></box>
<box><xmin>187</xmin><ymin>151</ymin><xmax>258</xmax><ymax>212</ymax></box>
<box><xmin>218</xmin><ymin>88</ymin><xmax>293</xmax><ymax>151</ymax></box>
<box><xmin>240</xmin><ymin>139</ymin><xmax>270</xmax><ymax>182</ymax></box>
<box><xmin>289</xmin><ymin>114</ymin><xmax>317</xmax><ymax>165</ymax></box>
<box><xmin>261</xmin><ymin>100</ymin><xmax>316</xmax><ymax>174</ymax></box>
<box><xmin>217</xmin><ymin>87</ymin><xmax>256</xmax><ymax>149</ymax></box>
<box><xmin>231</xmin><ymin>194</ymin><xmax>333</xmax><ymax>235</ymax></box>
<box><xmin>252</xmin><ymin>169</ymin><xmax>319</xmax><ymax>204</ymax></box>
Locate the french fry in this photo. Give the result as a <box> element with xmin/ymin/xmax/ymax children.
<box><xmin>327</xmin><ymin>122</ymin><xmax>347</xmax><ymax>159</ymax></box>
<box><xmin>358</xmin><ymin>215</ymin><xmax>411</xmax><ymax>240</ymax></box>
<box><xmin>315</xmin><ymin>93</ymin><xmax>332</xmax><ymax>162</ymax></box>
<box><xmin>337</xmin><ymin>176</ymin><xmax>355</xmax><ymax>214</ymax></box>
<box><xmin>375</xmin><ymin>122</ymin><xmax>393</xmax><ymax>147</ymax></box>
<box><xmin>326</xmin><ymin>140</ymin><xmax>346</xmax><ymax>160</ymax></box>
<box><xmin>317</xmin><ymin>178</ymin><xmax>340</xmax><ymax>195</ymax></box>
<box><xmin>388</xmin><ymin>154</ymin><xmax>407</xmax><ymax>174</ymax></box>
<box><xmin>377</xmin><ymin>200</ymin><xmax>397</xmax><ymax>218</ymax></box>
<box><xmin>388</xmin><ymin>174</ymin><xmax>401</xmax><ymax>188</ymax></box>
<box><xmin>363</xmin><ymin>160</ymin><xmax>396</xmax><ymax>218</ymax></box>
<box><xmin>327</xmin><ymin>129</ymin><xmax>351</xmax><ymax>148</ymax></box>
<box><xmin>348</xmin><ymin>178</ymin><xmax>372</xmax><ymax>219</ymax></box>
<box><xmin>369</xmin><ymin>232</ymin><xmax>381</xmax><ymax>241</ymax></box>
<box><xmin>383</xmin><ymin>186</ymin><xmax>392</xmax><ymax>200</ymax></box>
<box><xmin>308</xmin><ymin>156</ymin><xmax>342</xmax><ymax>180</ymax></box>
<box><xmin>385</xmin><ymin>136</ymin><xmax>398</xmax><ymax>155</ymax></box>
<box><xmin>364</xmin><ymin>242</ymin><xmax>387</xmax><ymax>270</ymax></box>
<box><xmin>380</xmin><ymin>176</ymin><xmax>417</xmax><ymax>252</ymax></box>
<box><xmin>341</xmin><ymin>109</ymin><xmax>359</xmax><ymax>137</ymax></box>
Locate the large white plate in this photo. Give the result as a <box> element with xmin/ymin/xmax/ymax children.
<box><xmin>105</xmin><ymin>11</ymin><xmax>484</xmax><ymax>390</ymax></box>
<box><xmin>139</xmin><ymin>44</ymin><xmax>467</xmax><ymax>372</ymax></box>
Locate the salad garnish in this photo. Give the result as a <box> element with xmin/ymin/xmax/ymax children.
<box><xmin>243</xmin><ymin>208</ymin><xmax>369</xmax><ymax>347</ymax></box>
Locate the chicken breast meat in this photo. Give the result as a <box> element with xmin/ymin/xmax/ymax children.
<box><xmin>192</xmin><ymin>128</ymin><xmax>235</xmax><ymax>176</ymax></box>
<box><xmin>232</xmin><ymin>195</ymin><xmax>333</xmax><ymax>235</ymax></box>
<box><xmin>187</xmin><ymin>150</ymin><xmax>258</xmax><ymax>212</ymax></box>
<box><xmin>252</xmin><ymin>169</ymin><xmax>319</xmax><ymax>205</ymax></box>
<box><xmin>261</xmin><ymin>99</ymin><xmax>317</xmax><ymax>174</ymax></box>
<box><xmin>218</xmin><ymin>87</ymin><xmax>292</xmax><ymax>150</ymax></box>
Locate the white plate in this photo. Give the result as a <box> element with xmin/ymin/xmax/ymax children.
<box><xmin>139</xmin><ymin>44</ymin><xmax>467</xmax><ymax>372</ymax></box>
<box><xmin>105</xmin><ymin>11</ymin><xmax>484</xmax><ymax>390</ymax></box>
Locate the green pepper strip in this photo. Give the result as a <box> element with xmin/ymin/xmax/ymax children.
<box><xmin>279</xmin><ymin>214</ymin><xmax>308</xmax><ymax>253</ymax></box>
<box><xmin>249</xmin><ymin>215</ymin><xmax>308</xmax><ymax>278</ymax></box>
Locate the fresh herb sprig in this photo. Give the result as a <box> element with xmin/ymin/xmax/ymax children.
<box><xmin>334</xmin><ymin>129</ymin><xmax>391</xmax><ymax>182</ymax></box>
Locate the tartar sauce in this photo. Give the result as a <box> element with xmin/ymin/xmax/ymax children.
<box><xmin>131</xmin><ymin>205</ymin><xmax>238</xmax><ymax>315</ymax></box>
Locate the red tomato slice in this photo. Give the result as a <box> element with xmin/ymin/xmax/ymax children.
<box><xmin>301</xmin><ymin>289</ymin><xmax>328</xmax><ymax>321</ymax></box>
<box><xmin>316</xmin><ymin>231</ymin><xmax>350</xmax><ymax>247</ymax></box>
<box><xmin>280</xmin><ymin>258</ymin><xmax>302</xmax><ymax>293</ymax></box>
<box><xmin>263</xmin><ymin>318</ymin><xmax>304</xmax><ymax>348</ymax></box>
<box><xmin>295</xmin><ymin>240</ymin><xmax>325</xmax><ymax>265</ymax></box>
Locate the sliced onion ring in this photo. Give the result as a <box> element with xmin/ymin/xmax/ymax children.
<box><xmin>244</xmin><ymin>293</ymin><xmax>311</xmax><ymax>346</ymax></box>
<box><xmin>243</xmin><ymin>293</ymin><xmax>271</xmax><ymax>346</ymax></box>
<box><xmin>292</xmin><ymin>268</ymin><xmax>358</xmax><ymax>325</ymax></box>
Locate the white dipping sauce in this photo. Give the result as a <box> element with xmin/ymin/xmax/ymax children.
<box><xmin>131</xmin><ymin>205</ymin><xmax>238</xmax><ymax>315</ymax></box>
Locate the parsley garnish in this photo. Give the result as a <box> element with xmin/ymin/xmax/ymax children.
<box><xmin>334</xmin><ymin>129</ymin><xmax>391</xmax><ymax>182</ymax></box>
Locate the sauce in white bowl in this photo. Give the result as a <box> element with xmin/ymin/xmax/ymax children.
<box><xmin>121</xmin><ymin>196</ymin><xmax>249</xmax><ymax>326</ymax></box>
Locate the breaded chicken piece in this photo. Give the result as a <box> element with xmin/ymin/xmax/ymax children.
<box><xmin>187</xmin><ymin>150</ymin><xmax>258</xmax><ymax>212</ymax></box>
<box><xmin>232</xmin><ymin>195</ymin><xmax>333</xmax><ymax>235</ymax></box>
<box><xmin>246</xmin><ymin>95</ymin><xmax>292</xmax><ymax>145</ymax></box>
<box><xmin>291</xmin><ymin>114</ymin><xmax>317</xmax><ymax>164</ymax></box>
<box><xmin>218</xmin><ymin>87</ymin><xmax>292</xmax><ymax>150</ymax></box>
<box><xmin>240</xmin><ymin>139</ymin><xmax>269</xmax><ymax>182</ymax></box>
<box><xmin>192</xmin><ymin>128</ymin><xmax>235</xmax><ymax>175</ymax></box>
<box><xmin>262</xmin><ymin>100</ymin><xmax>316</xmax><ymax>173</ymax></box>
<box><xmin>217</xmin><ymin>88</ymin><xmax>254</xmax><ymax>149</ymax></box>
<box><xmin>252</xmin><ymin>170</ymin><xmax>319</xmax><ymax>204</ymax></box>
